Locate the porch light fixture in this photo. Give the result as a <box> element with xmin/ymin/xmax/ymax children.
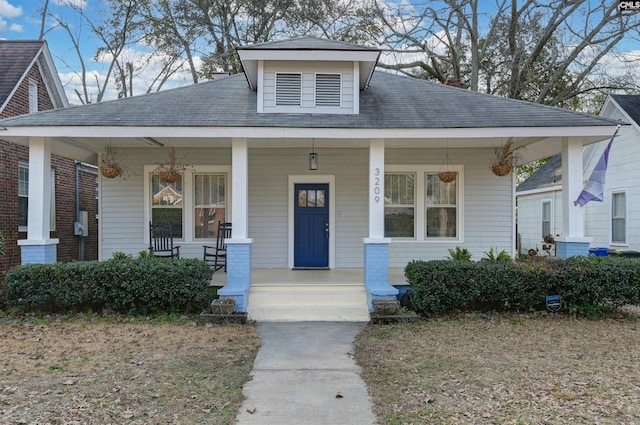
<box><xmin>309</xmin><ymin>139</ymin><xmax>318</xmax><ymax>170</ymax></box>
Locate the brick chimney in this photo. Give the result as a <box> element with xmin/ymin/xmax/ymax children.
<box><xmin>444</xmin><ymin>79</ymin><xmax>462</xmax><ymax>88</ymax></box>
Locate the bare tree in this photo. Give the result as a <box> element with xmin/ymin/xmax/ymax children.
<box><xmin>369</xmin><ymin>0</ymin><xmax>640</xmax><ymax>107</ymax></box>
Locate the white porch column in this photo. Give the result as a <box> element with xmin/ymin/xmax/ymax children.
<box><xmin>219</xmin><ymin>138</ymin><xmax>252</xmax><ymax>312</ymax></box>
<box><xmin>363</xmin><ymin>138</ymin><xmax>397</xmax><ymax>310</ymax></box>
<box><xmin>556</xmin><ymin>136</ymin><xmax>591</xmax><ymax>258</ymax></box>
<box><xmin>368</xmin><ymin>138</ymin><xmax>386</xmax><ymax>239</ymax></box>
<box><xmin>18</xmin><ymin>137</ymin><xmax>59</xmax><ymax>264</ymax></box>
<box><xmin>231</xmin><ymin>137</ymin><xmax>249</xmax><ymax>239</ymax></box>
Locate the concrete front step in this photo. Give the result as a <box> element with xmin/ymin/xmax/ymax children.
<box><xmin>247</xmin><ymin>284</ymin><xmax>370</xmax><ymax>322</ymax></box>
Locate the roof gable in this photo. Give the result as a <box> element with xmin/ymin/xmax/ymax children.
<box><xmin>237</xmin><ymin>36</ymin><xmax>378</xmax><ymax>52</ymax></box>
<box><xmin>610</xmin><ymin>94</ymin><xmax>640</xmax><ymax>126</ymax></box>
<box><xmin>516</xmin><ymin>154</ymin><xmax>562</xmax><ymax>192</ymax></box>
<box><xmin>0</xmin><ymin>40</ymin><xmax>68</xmax><ymax>115</ymax></box>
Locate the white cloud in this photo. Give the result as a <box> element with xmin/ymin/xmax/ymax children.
<box><xmin>9</xmin><ymin>22</ymin><xmax>21</xmax><ymax>32</ymax></box>
<box><xmin>0</xmin><ymin>0</ymin><xmax>22</xmax><ymax>18</ymax></box>
<box><xmin>54</xmin><ymin>0</ymin><xmax>87</xmax><ymax>10</ymax></box>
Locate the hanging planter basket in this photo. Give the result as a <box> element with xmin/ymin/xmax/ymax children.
<box><xmin>438</xmin><ymin>171</ymin><xmax>457</xmax><ymax>183</ymax></box>
<box><xmin>100</xmin><ymin>164</ymin><xmax>123</xmax><ymax>179</ymax></box>
<box><xmin>159</xmin><ymin>170</ymin><xmax>181</xmax><ymax>183</ymax></box>
<box><xmin>491</xmin><ymin>164</ymin><xmax>513</xmax><ymax>177</ymax></box>
<box><xmin>154</xmin><ymin>147</ymin><xmax>189</xmax><ymax>183</ymax></box>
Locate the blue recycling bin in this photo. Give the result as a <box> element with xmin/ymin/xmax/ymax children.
<box><xmin>589</xmin><ymin>247</ymin><xmax>609</xmax><ymax>257</ymax></box>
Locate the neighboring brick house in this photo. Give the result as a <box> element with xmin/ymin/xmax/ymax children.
<box><xmin>0</xmin><ymin>40</ymin><xmax>98</xmax><ymax>275</ymax></box>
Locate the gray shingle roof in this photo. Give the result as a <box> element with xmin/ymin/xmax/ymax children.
<box><xmin>611</xmin><ymin>94</ymin><xmax>640</xmax><ymax>125</ymax></box>
<box><xmin>516</xmin><ymin>154</ymin><xmax>562</xmax><ymax>192</ymax></box>
<box><xmin>0</xmin><ymin>70</ymin><xmax>619</xmax><ymax>129</ymax></box>
<box><xmin>237</xmin><ymin>36</ymin><xmax>377</xmax><ymax>51</ymax></box>
<box><xmin>0</xmin><ymin>40</ymin><xmax>44</xmax><ymax>108</ymax></box>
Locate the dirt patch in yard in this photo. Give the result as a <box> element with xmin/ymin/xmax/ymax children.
<box><xmin>0</xmin><ymin>317</ymin><xmax>260</xmax><ymax>424</ymax></box>
<box><xmin>355</xmin><ymin>313</ymin><xmax>640</xmax><ymax>425</ymax></box>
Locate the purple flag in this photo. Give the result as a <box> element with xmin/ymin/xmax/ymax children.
<box><xmin>575</xmin><ymin>127</ymin><xmax>619</xmax><ymax>207</ymax></box>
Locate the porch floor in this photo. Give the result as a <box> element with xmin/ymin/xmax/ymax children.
<box><xmin>210</xmin><ymin>267</ymin><xmax>407</xmax><ymax>287</ymax></box>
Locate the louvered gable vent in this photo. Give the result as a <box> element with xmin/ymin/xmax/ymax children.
<box><xmin>275</xmin><ymin>73</ymin><xmax>302</xmax><ymax>106</ymax></box>
<box><xmin>315</xmin><ymin>74</ymin><xmax>341</xmax><ymax>107</ymax></box>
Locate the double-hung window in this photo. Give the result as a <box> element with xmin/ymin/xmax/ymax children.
<box><xmin>18</xmin><ymin>163</ymin><xmax>56</xmax><ymax>231</ymax></box>
<box><xmin>611</xmin><ymin>191</ymin><xmax>626</xmax><ymax>245</ymax></box>
<box><xmin>426</xmin><ymin>173</ymin><xmax>457</xmax><ymax>238</ymax></box>
<box><xmin>384</xmin><ymin>173</ymin><xmax>415</xmax><ymax>238</ymax></box>
<box><xmin>385</xmin><ymin>166</ymin><xmax>463</xmax><ymax>241</ymax></box>
<box><xmin>194</xmin><ymin>174</ymin><xmax>226</xmax><ymax>239</ymax></box>
<box><xmin>145</xmin><ymin>165</ymin><xmax>230</xmax><ymax>243</ymax></box>
<box><xmin>541</xmin><ymin>200</ymin><xmax>551</xmax><ymax>239</ymax></box>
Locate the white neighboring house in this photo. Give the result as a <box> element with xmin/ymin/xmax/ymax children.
<box><xmin>516</xmin><ymin>95</ymin><xmax>639</xmax><ymax>256</ymax></box>
<box><xmin>0</xmin><ymin>37</ymin><xmax>620</xmax><ymax>321</ymax></box>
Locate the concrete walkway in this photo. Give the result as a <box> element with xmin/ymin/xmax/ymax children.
<box><xmin>235</xmin><ymin>322</ymin><xmax>378</xmax><ymax>425</ymax></box>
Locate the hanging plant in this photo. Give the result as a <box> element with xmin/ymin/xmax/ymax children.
<box><xmin>438</xmin><ymin>142</ymin><xmax>457</xmax><ymax>183</ymax></box>
<box><xmin>154</xmin><ymin>147</ymin><xmax>190</xmax><ymax>183</ymax></box>
<box><xmin>491</xmin><ymin>140</ymin><xmax>523</xmax><ymax>176</ymax></box>
<box><xmin>100</xmin><ymin>147</ymin><xmax>127</xmax><ymax>179</ymax></box>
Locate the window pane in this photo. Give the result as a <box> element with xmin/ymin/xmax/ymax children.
<box><xmin>317</xmin><ymin>190</ymin><xmax>325</xmax><ymax>207</ymax></box>
<box><xmin>613</xmin><ymin>193</ymin><xmax>625</xmax><ymax>216</ymax></box>
<box><xmin>542</xmin><ymin>201</ymin><xmax>551</xmax><ymax>238</ymax></box>
<box><xmin>426</xmin><ymin>207</ymin><xmax>456</xmax><ymax>238</ymax></box>
<box><xmin>612</xmin><ymin>193</ymin><xmax>626</xmax><ymax>243</ymax></box>
<box><xmin>385</xmin><ymin>207</ymin><xmax>414</xmax><ymax>237</ymax></box>
<box><xmin>18</xmin><ymin>165</ymin><xmax>28</xmax><ymax>196</ymax></box>
<box><xmin>298</xmin><ymin>190</ymin><xmax>307</xmax><ymax>207</ymax></box>
<box><xmin>151</xmin><ymin>174</ymin><xmax>183</xmax><ymax>238</ymax></box>
<box><xmin>612</xmin><ymin>219</ymin><xmax>625</xmax><ymax>243</ymax></box>
<box><xmin>308</xmin><ymin>190</ymin><xmax>316</xmax><ymax>207</ymax></box>
<box><xmin>18</xmin><ymin>197</ymin><xmax>28</xmax><ymax>227</ymax></box>
<box><xmin>194</xmin><ymin>174</ymin><xmax>226</xmax><ymax>239</ymax></box>
<box><xmin>151</xmin><ymin>209</ymin><xmax>183</xmax><ymax>238</ymax></box>
<box><xmin>427</xmin><ymin>174</ymin><xmax>456</xmax><ymax>206</ymax></box>
<box><xmin>385</xmin><ymin>173</ymin><xmax>415</xmax><ymax>238</ymax></box>
<box><xmin>152</xmin><ymin>175</ymin><xmax>183</xmax><ymax>206</ymax></box>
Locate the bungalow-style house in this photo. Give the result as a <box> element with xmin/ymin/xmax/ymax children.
<box><xmin>516</xmin><ymin>95</ymin><xmax>638</xmax><ymax>256</ymax></box>
<box><xmin>0</xmin><ymin>37</ymin><xmax>621</xmax><ymax>321</ymax></box>
<box><xmin>0</xmin><ymin>40</ymin><xmax>98</xmax><ymax>276</ymax></box>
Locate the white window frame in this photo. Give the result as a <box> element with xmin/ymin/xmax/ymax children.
<box><xmin>144</xmin><ymin>165</ymin><xmax>231</xmax><ymax>244</ymax></box>
<box><xmin>314</xmin><ymin>73</ymin><xmax>342</xmax><ymax>107</ymax></box>
<box><xmin>274</xmin><ymin>72</ymin><xmax>302</xmax><ymax>106</ymax></box>
<box><xmin>28</xmin><ymin>79</ymin><xmax>38</xmax><ymax>113</ymax></box>
<box><xmin>610</xmin><ymin>189</ymin><xmax>627</xmax><ymax>246</ymax></box>
<box><xmin>18</xmin><ymin>162</ymin><xmax>55</xmax><ymax>232</ymax></box>
<box><xmin>541</xmin><ymin>199</ymin><xmax>552</xmax><ymax>239</ymax></box>
<box><xmin>384</xmin><ymin>172</ymin><xmax>416</xmax><ymax>239</ymax></box>
<box><xmin>386</xmin><ymin>165</ymin><xmax>464</xmax><ymax>242</ymax></box>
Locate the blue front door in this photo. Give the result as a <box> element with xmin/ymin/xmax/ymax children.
<box><xmin>294</xmin><ymin>183</ymin><xmax>329</xmax><ymax>268</ymax></box>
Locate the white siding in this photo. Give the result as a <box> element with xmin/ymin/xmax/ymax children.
<box><xmin>262</xmin><ymin>61</ymin><xmax>355</xmax><ymax>114</ymax></box>
<box><xmin>386</xmin><ymin>148</ymin><xmax>514</xmax><ymax>265</ymax></box>
<box><xmin>585</xmin><ymin>123</ymin><xmax>640</xmax><ymax>250</ymax></box>
<box><xmin>517</xmin><ymin>190</ymin><xmax>563</xmax><ymax>255</ymax></box>
<box><xmin>101</xmin><ymin>146</ymin><xmax>515</xmax><ymax>268</ymax></box>
<box><xmin>100</xmin><ymin>147</ymin><xmax>231</xmax><ymax>260</ymax></box>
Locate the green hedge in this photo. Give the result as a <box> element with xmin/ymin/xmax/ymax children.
<box><xmin>4</xmin><ymin>258</ymin><xmax>213</xmax><ymax>314</ymax></box>
<box><xmin>406</xmin><ymin>257</ymin><xmax>640</xmax><ymax>316</ymax></box>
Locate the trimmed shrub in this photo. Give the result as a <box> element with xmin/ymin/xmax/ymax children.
<box><xmin>406</xmin><ymin>257</ymin><xmax>640</xmax><ymax>316</ymax></box>
<box><xmin>5</xmin><ymin>258</ymin><xmax>213</xmax><ymax>314</ymax></box>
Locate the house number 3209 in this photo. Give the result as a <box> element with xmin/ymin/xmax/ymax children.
<box><xmin>373</xmin><ymin>168</ymin><xmax>381</xmax><ymax>203</ymax></box>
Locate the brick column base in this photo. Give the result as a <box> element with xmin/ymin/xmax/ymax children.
<box><xmin>218</xmin><ymin>240</ymin><xmax>252</xmax><ymax>312</ymax></box>
<box><xmin>19</xmin><ymin>240</ymin><xmax>58</xmax><ymax>264</ymax></box>
<box><xmin>364</xmin><ymin>239</ymin><xmax>398</xmax><ymax>311</ymax></box>
<box><xmin>556</xmin><ymin>240</ymin><xmax>590</xmax><ymax>259</ymax></box>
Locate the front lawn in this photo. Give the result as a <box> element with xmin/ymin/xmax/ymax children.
<box><xmin>355</xmin><ymin>313</ymin><xmax>640</xmax><ymax>425</ymax></box>
<box><xmin>0</xmin><ymin>317</ymin><xmax>260</xmax><ymax>425</ymax></box>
